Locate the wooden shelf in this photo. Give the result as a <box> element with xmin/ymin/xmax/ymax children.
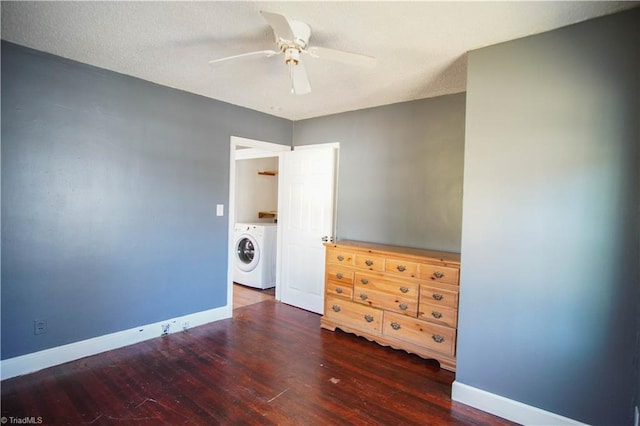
<box><xmin>258</xmin><ymin>211</ymin><xmax>278</xmax><ymax>218</ymax></box>
<box><xmin>258</xmin><ymin>171</ymin><xmax>277</xmax><ymax>176</ymax></box>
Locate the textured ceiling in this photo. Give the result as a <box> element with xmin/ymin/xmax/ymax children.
<box><xmin>2</xmin><ymin>1</ymin><xmax>638</xmax><ymax>120</ymax></box>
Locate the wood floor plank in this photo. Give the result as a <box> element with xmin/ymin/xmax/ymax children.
<box><xmin>1</xmin><ymin>300</ymin><xmax>516</xmax><ymax>425</ymax></box>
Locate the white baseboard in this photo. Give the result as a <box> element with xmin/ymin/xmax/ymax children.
<box><xmin>452</xmin><ymin>381</ymin><xmax>587</xmax><ymax>425</ymax></box>
<box><xmin>1</xmin><ymin>305</ymin><xmax>232</xmax><ymax>380</ymax></box>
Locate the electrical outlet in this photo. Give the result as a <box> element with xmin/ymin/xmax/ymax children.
<box><xmin>161</xmin><ymin>323</ymin><xmax>170</xmax><ymax>336</ymax></box>
<box><xmin>182</xmin><ymin>321</ymin><xmax>189</xmax><ymax>332</ymax></box>
<box><xmin>34</xmin><ymin>319</ymin><xmax>47</xmax><ymax>335</ymax></box>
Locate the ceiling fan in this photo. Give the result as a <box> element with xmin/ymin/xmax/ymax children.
<box><xmin>208</xmin><ymin>11</ymin><xmax>376</xmax><ymax>95</ymax></box>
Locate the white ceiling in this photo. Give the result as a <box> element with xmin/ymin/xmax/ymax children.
<box><xmin>2</xmin><ymin>1</ymin><xmax>638</xmax><ymax>121</ymax></box>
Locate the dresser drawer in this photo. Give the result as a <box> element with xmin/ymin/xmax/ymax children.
<box><xmin>385</xmin><ymin>258</ymin><xmax>419</xmax><ymax>278</ymax></box>
<box><xmin>418</xmin><ymin>264</ymin><xmax>459</xmax><ymax>285</ymax></box>
<box><xmin>419</xmin><ymin>284</ymin><xmax>459</xmax><ymax>310</ymax></box>
<box><xmin>383</xmin><ymin>312</ymin><xmax>456</xmax><ymax>356</ymax></box>
<box><xmin>326</xmin><ymin>247</ymin><xmax>355</xmax><ymax>266</ymax></box>
<box><xmin>326</xmin><ymin>280</ymin><xmax>353</xmax><ymax>299</ymax></box>
<box><xmin>418</xmin><ymin>305</ymin><xmax>458</xmax><ymax>328</ymax></box>
<box><xmin>355</xmin><ymin>273</ymin><xmax>418</xmax><ymax>299</ymax></box>
<box><xmin>353</xmin><ymin>282</ymin><xmax>418</xmax><ymax>317</ymax></box>
<box><xmin>355</xmin><ymin>253</ymin><xmax>385</xmax><ymax>272</ymax></box>
<box><xmin>325</xmin><ymin>296</ymin><xmax>382</xmax><ymax>334</ymax></box>
<box><xmin>326</xmin><ymin>264</ymin><xmax>354</xmax><ymax>285</ymax></box>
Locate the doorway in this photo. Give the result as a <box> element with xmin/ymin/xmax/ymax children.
<box><xmin>228</xmin><ymin>137</ymin><xmax>289</xmax><ymax>311</ymax></box>
<box><xmin>227</xmin><ymin>137</ymin><xmax>339</xmax><ymax>314</ymax></box>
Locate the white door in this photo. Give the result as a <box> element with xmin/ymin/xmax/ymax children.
<box><xmin>278</xmin><ymin>144</ymin><xmax>338</xmax><ymax>314</ymax></box>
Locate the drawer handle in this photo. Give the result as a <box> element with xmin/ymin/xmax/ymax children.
<box><xmin>361</xmin><ymin>278</ymin><xmax>369</xmax><ymax>284</ymax></box>
<box><xmin>433</xmin><ymin>271</ymin><xmax>444</xmax><ymax>279</ymax></box>
<box><xmin>399</xmin><ymin>303</ymin><xmax>408</xmax><ymax>311</ymax></box>
<box><xmin>432</xmin><ymin>334</ymin><xmax>445</xmax><ymax>343</ymax></box>
<box><xmin>390</xmin><ymin>322</ymin><xmax>401</xmax><ymax>330</ymax></box>
<box><xmin>364</xmin><ymin>315</ymin><xmax>374</xmax><ymax>323</ymax></box>
<box><xmin>431</xmin><ymin>311</ymin><xmax>442</xmax><ymax>319</ymax></box>
<box><xmin>336</xmin><ymin>273</ymin><xmax>343</xmax><ymax>279</ymax></box>
<box><xmin>332</xmin><ymin>305</ymin><xmax>341</xmax><ymax>312</ymax></box>
<box><xmin>365</xmin><ymin>259</ymin><xmax>374</xmax><ymax>266</ymax></box>
<box><xmin>335</xmin><ymin>287</ymin><xmax>343</xmax><ymax>294</ymax></box>
<box><xmin>432</xmin><ymin>293</ymin><xmax>443</xmax><ymax>301</ymax></box>
<box><xmin>396</xmin><ymin>265</ymin><xmax>406</xmax><ymax>272</ymax></box>
<box><xmin>337</xmin><ymin>255</ymin><xmax>344</xmax><ymax>261</ymax></box>
<box><xmin>399</xmin><ymin>287</ymin><xmax>409</xmax><ymax>294</ymax></box>
<box><xmin>359</xmin><ymin>294</ymin><xmax>369</xmax><ymax>301</ymax></box>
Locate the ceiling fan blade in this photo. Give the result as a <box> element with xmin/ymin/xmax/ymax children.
<box><xmin>291</xmin><ymin>61</ymin><xmax>311</xmax><ymax>95</ymax></box>
<box><xmin>306</xmin><ymin>46</ymin><xmax>376</xmax><ymax>68</ymax></box>
<box><xmin>260</xmin><ymin>11</ymin><xmax>294</xmax><ymax>41</ymax></box>
<box><xmin>208</xmin><ymin>50</ymin><xmax>279</xmax><ymax>64</ymax></box>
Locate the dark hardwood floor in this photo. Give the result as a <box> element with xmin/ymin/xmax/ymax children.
<box><xmin>1</xmin><ymin>300</ymin><xmax>516</xmax><ymax>425</ymax></box>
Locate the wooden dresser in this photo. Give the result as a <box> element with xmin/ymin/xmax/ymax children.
<box><xmin>320</xmin><ymin>240</ymin><xmax>461</xmax><ymax>371</ymax></box>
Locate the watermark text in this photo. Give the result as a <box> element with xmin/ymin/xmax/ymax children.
<box><xmin>1</xmin><ymin>417</ymin><xmax>44</xmax><ymax>425</ymax></box>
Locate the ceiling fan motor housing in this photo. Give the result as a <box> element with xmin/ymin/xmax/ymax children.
<box><xmin>285</xmin><ymin>48</ymin><xmax>301</xmax><ymax>65</ymax></box>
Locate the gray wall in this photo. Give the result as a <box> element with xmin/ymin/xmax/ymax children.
<box><xmin>294</xmin><ymin>94</ymin><xmax>465</xmax><ymax>253</ymax></box>
<box><xmin>458</xmin><ymin>9</ymin><xmax>639</xmax><ymax>425</ymax></box>
<box><xmin>1</xmin><ymin>42</ymin><xmax>292</xmax><ymax>359</ymax></box>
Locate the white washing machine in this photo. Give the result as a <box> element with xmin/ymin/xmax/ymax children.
<box><xmin>233</xmin><ymin>223</ymin><xmax>277</xmax><ymax>289</ymax></box>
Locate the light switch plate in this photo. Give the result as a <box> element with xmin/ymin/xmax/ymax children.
<box><xmin>216</xmin><ymin>204</ymin><xmax>224</xmax><ymax>216</ymax></box>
